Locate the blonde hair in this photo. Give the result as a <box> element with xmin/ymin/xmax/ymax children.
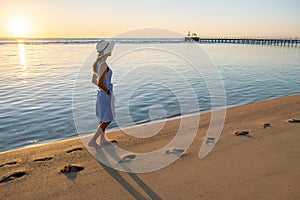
<box><xmin>92</xmin><ymin>58</ymin><xmax>101</xmax><ymax>73</ymax></box>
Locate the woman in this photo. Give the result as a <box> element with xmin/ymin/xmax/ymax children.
<box><xmin>88</xmin><ymin>40</ymin><xmax>115</xmax><ymax>147</ymax></box>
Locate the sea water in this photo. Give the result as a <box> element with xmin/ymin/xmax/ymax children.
<box><xmin>0</xmin><ymin>39</ymin><xmax>299</xmax><ymax>152</ymax></box>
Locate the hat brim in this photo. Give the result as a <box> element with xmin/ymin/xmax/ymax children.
<box><xmin>99</xmin><ymin>42</ymin><xmax>114</xmax><ymax>57</ymax></box>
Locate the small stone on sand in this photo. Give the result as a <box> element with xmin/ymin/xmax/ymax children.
<box><xmin>60</xmin><ymin>165</ymin><xmax>84</xmax><ymax>173</ymax></box>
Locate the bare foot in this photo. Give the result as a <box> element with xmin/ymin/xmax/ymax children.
<box><xmin>88</xmin><ymin>141</ymin><xmax>100</xmax><ymax>148</ymax></box>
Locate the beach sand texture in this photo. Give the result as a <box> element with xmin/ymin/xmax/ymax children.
<box><xmin>0</xmin><ymin>94</ymin><xmax>299</xmax><ymax>200</ymax></box>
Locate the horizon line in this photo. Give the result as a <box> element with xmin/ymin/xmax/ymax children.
<box><xmin>1</xmin><ymin>36</ymin><xmax>300</xmax><ymax>40</ymax></box>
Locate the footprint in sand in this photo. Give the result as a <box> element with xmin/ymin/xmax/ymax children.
<box><xmin>165</xmin><ymin>148</ymin><xmax>186</xmax><ymax>156</ymax></box>
<box><xmin>33</xmin><ymin>157</ymin><xmax>53</xmax><ymax>162</ymax></box>
<box><xmin>235</xmin><ymin>130</ymin><xmax>249</xmax><ymax>136</ymax></box>
<box><xmin>0</xmin><ymin>171</ymin><xmax>26</xmax><ymax>183</ymax></box>
<box><xmin>263</xmin><ymin>123</ymin><xmax>271</xmax><ymax>129</ymax></box>
<box><xmin>66</xmin><ymin>147</ymin><xmax>83</xmax><ymax>153</ymax></box>
<box><xmin>288</xmin><ymin>118</ymin><xmax>300</xmax><ymax>123</ymax></box>
<box><xmin>0</xmin><ymin>161</ymin><xmax>18</xmax><ymax>168</ymax></box>
<box><xmin>60</xmin><ymin>164</ymin><xmax>84</xmax><ymax>173</ymax></box>
<box><xmin>118</xmin><ymin>154</ymin><xmax>136</xmax><ymax>163</ymax></box>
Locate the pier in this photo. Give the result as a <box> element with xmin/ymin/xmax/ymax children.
<box><xmin>196</xmin><ymin>37</ymin><xmax>300</xmax><ymax>47</ymax></box>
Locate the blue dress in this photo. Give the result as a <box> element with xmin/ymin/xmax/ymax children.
<box><xmin>95</xmin><ymin>62</ymin><xmax>115</xmax><ymax>122</ymax></box>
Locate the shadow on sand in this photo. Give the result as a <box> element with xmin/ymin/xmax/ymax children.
<box><xmin>95</xmin><ymin>146</ymin><xmax>161</xmax><ymax>200</ymax></box>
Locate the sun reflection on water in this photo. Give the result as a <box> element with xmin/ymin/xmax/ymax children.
<box><xmin>18</xmin><ymin>40</ymin><xmax>27</xmax><ymax>69</ymax></box>
<box><xmin>18</xmin><ymin>40</ymin><xmax>28</xmax><ymax>83</ymax></box>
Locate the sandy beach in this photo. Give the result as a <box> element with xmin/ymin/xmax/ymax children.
<box><xmin>0</xmin><ymin>94</ymin><xmax>299</xmax><ymax>200</ymax></box>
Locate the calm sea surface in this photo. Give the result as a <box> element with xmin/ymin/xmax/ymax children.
<box><xmin>0</xmin><ymin>39</ymin><xmax>299</xmax><ymax>152</ymax></box>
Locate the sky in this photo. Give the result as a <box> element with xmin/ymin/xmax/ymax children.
<box><xmin>0</xmin><ymin>0</ymin><xmax>299</xmax><ymax>38</ymax></box>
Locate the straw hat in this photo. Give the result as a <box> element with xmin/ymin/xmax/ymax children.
<box><xmin>96</xmin><ymin>40</ymin><xmax>115</xmax><ymax>58</ymax></box>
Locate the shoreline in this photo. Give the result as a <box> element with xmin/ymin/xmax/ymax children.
<box><xmin>2</xmin><ymin>94</ymin><xmax>298</xmax><ymax>154</ymax></box>
<box><xmin>1</xmin><ymin>94</ymin><xmax>299</xmax><ymax>199</ymax></box>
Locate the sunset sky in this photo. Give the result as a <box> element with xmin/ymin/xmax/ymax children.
<box><xmin>0</xmin><ymin>0</ymin><xmax>299</xmax><ymax>38</ymax></box>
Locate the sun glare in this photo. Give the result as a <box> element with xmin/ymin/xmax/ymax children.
<box><xmin>8</xmin><ymin>16</ymin><xmax>29</xmax><ymax>37</ymax></box>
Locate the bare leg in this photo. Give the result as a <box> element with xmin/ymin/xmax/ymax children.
<box><xmin>88</xmin><ymin>122</ymin><xmax>103</xmax><ymax>147</ymax></box>
<box><xmin>99</xmin><ymin>122</ymin><xmax>111</xmax><ymax>145</ymax></box>
<box><xmin>88</xmin><ymin>121</ymin><xmax>111</xmax><ymax>147</ymax></box>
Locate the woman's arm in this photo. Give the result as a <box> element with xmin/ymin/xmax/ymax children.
<box><xmin>91</xmin><ymin>74</ymin><xmax>98</xmax><ymax>86</ymax></box>
<box><xmin>97</xmin><ymin>63</ymin><xmax>110</xmax><ymax>94</ymax></box>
